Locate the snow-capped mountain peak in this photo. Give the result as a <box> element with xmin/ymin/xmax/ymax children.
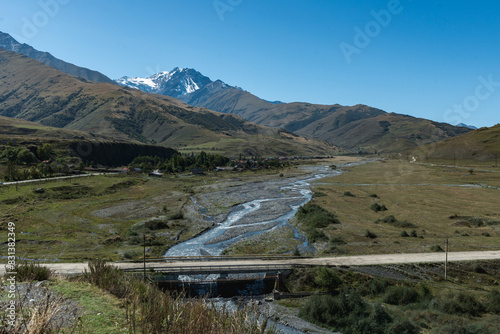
<box><xmin>115</xmin><ymin>67</ymin><xmax>213</xmax><ymax>98</ymax></box>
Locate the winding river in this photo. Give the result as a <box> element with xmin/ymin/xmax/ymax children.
<box><xmin>164</xmin><ymin>164</ymin><xmax>346</xmax><ymax>258</ymax></box>
<box><xmin>162</xmin><ymin>163</ymin><xmax>357</xmax><ymax>334</ymax></box>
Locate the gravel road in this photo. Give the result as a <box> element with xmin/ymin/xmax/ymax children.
<box><xmin>3</xmin><ymin>250</ymin><xmax>499</xmax><ymax>276</ymax></box>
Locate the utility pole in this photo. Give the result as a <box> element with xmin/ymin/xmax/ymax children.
<box><xmin>143</xmin><ymin>234</ymin><xmax>146</xmax><ymax>282</ymax></box>
<box><xmin>445</xmin><ymin>238</ymin><xmax>449</xmax><ymax>281</ymax></box>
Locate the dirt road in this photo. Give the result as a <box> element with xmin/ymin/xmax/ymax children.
<box><xmin>3</xmin><ymin>250</ymin><xmax>499</xmax><ymax>276</ymax></box>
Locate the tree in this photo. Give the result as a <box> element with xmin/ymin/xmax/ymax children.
<box><xmin>1</xmin><ymin>147</ymin><xmax>20</xmax><ymax>163</ymax></box>
<box><xmin>37</xmin><ymin>143</ymin><xmax>55</xmax><ymax>160</ymax></box>
<box><xmin>4</xmin><ymin>162</ymin><xmax>18</xmax><ymax>181</ymax></box>
<box><xmin>29</xmin><ymin>166</ymin><xmax>41</xmax><ymax>179</ymax></box>
<box><xmin>17</xmin><ymin>149</ymin><xmax>37</xmax><ymax>165</ymax></box>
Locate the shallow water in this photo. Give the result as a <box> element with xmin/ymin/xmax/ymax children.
<box><xmin>164</xmin><ymin>165</ymin><xmax>342</xmax><ymax>258</ymax></box>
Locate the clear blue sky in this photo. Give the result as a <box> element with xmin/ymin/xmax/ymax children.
<box><xmin>1</xmin><ymin>0</ymin><xmax>499</xmax><ymax>127</ymax></box>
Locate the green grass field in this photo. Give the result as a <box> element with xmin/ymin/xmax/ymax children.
<box><xmin>0</xmin><ymin>174</ymin><xmax>201</xmax><ymax>261</ymax></box>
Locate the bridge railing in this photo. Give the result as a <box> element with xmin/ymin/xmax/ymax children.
<box><xmin>121</xmin><ymin>263</ymin><xmax>292</xmax><ymax>275</ymax></box>
<box><xmin>120</xmin><ymin>254</ymin><xmax>309</xmax><ymax>263</ymax></box>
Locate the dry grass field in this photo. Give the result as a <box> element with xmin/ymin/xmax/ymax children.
<box><xmin>309</xmin><ymin>159</ymin><xmax>500</xmax><ymax>255</ymax></box>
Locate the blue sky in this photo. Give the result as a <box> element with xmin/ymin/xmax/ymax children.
<box><xmin>1</xmin><ymin>0</ymin><xmax>499</xmax><ymax>127</ymax></box>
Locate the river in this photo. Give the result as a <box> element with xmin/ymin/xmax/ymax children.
<box><xmin>163</xmin><ymin>163</ymin><xmax>354</xmax><ymax>334</ymax></box>
<box><xmin>164</xmin><ymin>164</ymin><xmax>344</xmax><ymax>258</ymax></box>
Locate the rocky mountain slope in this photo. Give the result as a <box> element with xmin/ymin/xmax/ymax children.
<box><xmin>117</xmin><ymin>69</ymin><xmax>471</xmax><ymax>153</ymax></box>
<box><xmin>0</xmin><ymin>31</ymin><xmax>115</xmax><ymax>84</ymax></box>
<box><xmin>0</xmin><ymin>48</ymin><xmax>336</xmax><ymax>157</ymax></box>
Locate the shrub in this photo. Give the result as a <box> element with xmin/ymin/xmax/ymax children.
<box><xmin>145</xmin><ymin>219</ymin><xmax>169</xmax><ymax>230</ymax></box>
<box><xmin>473</xmin><ymin>263</ymin><xmax>487</xmax><ymax>274</ymax></box>
<box><xmin>365</xmin><ymin>278</ymin><xmax>391</xmax><ymax>297</ymax></box>
<box><xmin>365</xmin><ymin>230</ymin><xmax>377</xmax><ymax>239</ymax></box>
<box><xmin>82</xmin><ymin>259</ymin><xmax>275</xmax><ymax>333</ymax></box>
<box><xmin>168</xmin><ymin>211</ymin><xmax>184</xmax><ymax>220</ymax></box>
<box><xmin>430</xmin><ymin>245</ymin><xmax>444</xmax><ymax>252</ymax></box>
<box><xmin>437</xmin><ymin>323</ymin><xmax>493</xmax><ymax>334</ymax></box>
<box><xmin>324</xmin><ymin>246</ymin><xmax>349</xmax><ymax>255</ymax></box>
<box><xmin>485</xmin><ymin>290</ymin><xmax>500</xmax><ymax>314</ymax></box>
<box><xmin>329</xmin><ymin>236</ymin><xmax>347</xmax><ymax>245</ymax></box>
<box><xmin>383</xmin><ymin>286</ymin><xmax>420</xmax><ymax>305</ymax></box>
<box><xmin>369</xmin><ymin>194</ymin><xmax>378</xmax><ymax>198</ymax></box>
<box><xmin>374</xmin><ymin>215</ymin><xmax>415</xmax><ymax>228</ymax></box>
<box><xmin>370</xmin><ymin>203</ymin><xmax>388</xmax><ymax>212</ymax></box>
<box><xmin>315</xmin><ymin>267</ymin><xmax>342</xmax><ymax>292</ymax></box>
<box><xmin>313</xmin><ymin>191</ymin><xmax>327</xmax><ymax>198</ymax></box>
<box><xmin>433</xmin><ymin>292</ymin><xmax>485</xmax><ymax>317</ymax></box>
<box><xmin>299</xmin><ymin>289</ymin><xmax>393</xmax><ymax>334</ymax></box>
<box><xmin>387</xmin><ymin>320</ymin><xmax>420</xmax><ymax>334</ymax></box>
<box><xmin>6</xmin><ymin>261</ymin><xmax>53</xmax><ymax>281</ymax></box>
<box><xmin>306</xmin><ymin>228</ymin><xmax>329</xmax><ymax>243</ymax></box>
<box><xmin>296</xmin><ymin>203</ymin><xmax>341</xmax><ymax>228</ymax></box>
<box><xmin>400</xmin><ymin>231</ymin><xmax>410</xmax><ymax>237</ymax></box>
<box><xmin>342</xmin><ymin>191</ymin><xmax>356</xmax><ymax>197</ymax></box>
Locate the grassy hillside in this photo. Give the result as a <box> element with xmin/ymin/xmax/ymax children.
<box><xmin>296</xmin><ymin>112</ymin><xmax>471</xmax><ymax>154</ymax></box>
<box><xmin>412</xmin><ymin>123</ymin><xmax>500</xmax><ymax>163</ymax></box>
<box><xmin>0</xmin><ymin>49</ymin><xmax>336</xmax><ymax>157</ymax></box>
<box><xmin>180</xmin><ymin>83</ymin><xmax>472</xmax><ymax>153</ymax></box>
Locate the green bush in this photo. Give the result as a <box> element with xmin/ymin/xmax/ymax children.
<box><xmin>485</xmin><ymin>290</ymin><xmax>500</xmax><ymax>314</ymax></box>
<box><xmin>315</xmin><ymin>267</ymin><xmax>342</xmax><ymax>292</ymax></box>
<box><xmin>436</xmin><ymin>323</ymin><xmax>493</xmax><ymax>334</ymax></box>
<box><xmin>306</xmin><ymin>228</ymin><xmax>329</xmax><ymax>243</ymax></box>
<box><xmin>370</xmin><ymin>203</ymin><xmax>388</xmax><ymax>212</ymax></box>
<box><xmin>299</xmin><ymin>289</ymin><xmax>392</xmax><ymax>334</ymax></box>
<box><xmin>366</xmin><ymin>278</ymin><xmax>391</xmax><ymax>297</ymax></box>
<box><xmin>375</xmin><ymin>215</ymin><xmax>415</xmax><ymax>228</ymax></box>
<box><xmin>365</xmin><ymin>230</ymin><xmax>377</xmax><ymax>239</ymax></box>
<box><xmin>383</xmin><ymin>286</ymin><xmax>420</xmax><ymax>305</ymax></box>
<box><xmin>433</xmin><ymin>292</ymin><xmax>485</xmax><ymax>317</ymax></box>
<box><xmin>430</xmin><ymin>245</ymin><xmax>444</xmax><ymax>252</ymax></box>
<box><xmin>387</xmin><ymin>320</ymin><xmax>420</xmax><ymax>334</ymax></box>
<box><xmin>342</xmin><ymin>191</ymin><xmax>356</xmax><ymax>197</ymax></box>
<box><xmin>145</xmin><ymin>219</ymin><xmax>169</xmax><ymax>230</ymax></box>
<box><xmin>296</xmin><ymin>203</ymin><xmax>341</xmax><ymax>228</ymax></box>
<box><xmin>6</xmin><ymin>261</ymin><xmax>53</xmax><ymax>281</ymax></box>
<box><xmin>168</xmin><ymin>211</ymin><xmax>184</xmax><ymax>220</ymax></box>
<box><xmin>329</xmin><ymin>236</ymin><xmax>347</xmax><ymax>245</ymax></box>
<box><xmin>473</xmin><ymin>263</ymin><xmax>487</xmax><ymax>274</ymax></box>
<box><xmin>400</xmin><ymin>230</ymin><xmax>410</xmax><ymax>237</ymax></box>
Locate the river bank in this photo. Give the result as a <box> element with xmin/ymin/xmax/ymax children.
<box><xmin>164</xmin><ymin>157</ymin><xmax>365</xmax><ymax>257</ymax></box>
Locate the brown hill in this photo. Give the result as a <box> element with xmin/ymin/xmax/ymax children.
<box><xmin>413</xmin><ymin>124</ymin><xmax>500</xmax><ymax>162</ymax></box>
<box><xmin>0</xmin><ymin>48</ymin><xmax>337</xmax><ymax>157</ymax></box>
<box><xmin>179</xmin><ymin>82</ymin><xmax>470</xmax><ymax>153</ymax></box>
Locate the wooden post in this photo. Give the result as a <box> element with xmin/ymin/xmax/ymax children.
<box><xmin>445</xmin><ymin>238</ymin><xmax>449</xmax><ymax>281</ymax></box>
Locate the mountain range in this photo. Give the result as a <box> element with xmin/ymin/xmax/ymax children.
<box><xmin>0</xmin><ymin>30</ymin><xmax>487</xmax><ymax>157</ymax></box>
<box><xmin>116</xmin><ymin>68</ymin><xmax>472</xmax><ymax>153</ymax></box>
<box><xmin>0</xmin><ymin>47</ymin><xmax>335</xmax><ymax>157</ymax></box>
<box><xmin>0</xmin><ymin>31</ymin><xmax>115</xmax><ymax>85</ymax></box>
